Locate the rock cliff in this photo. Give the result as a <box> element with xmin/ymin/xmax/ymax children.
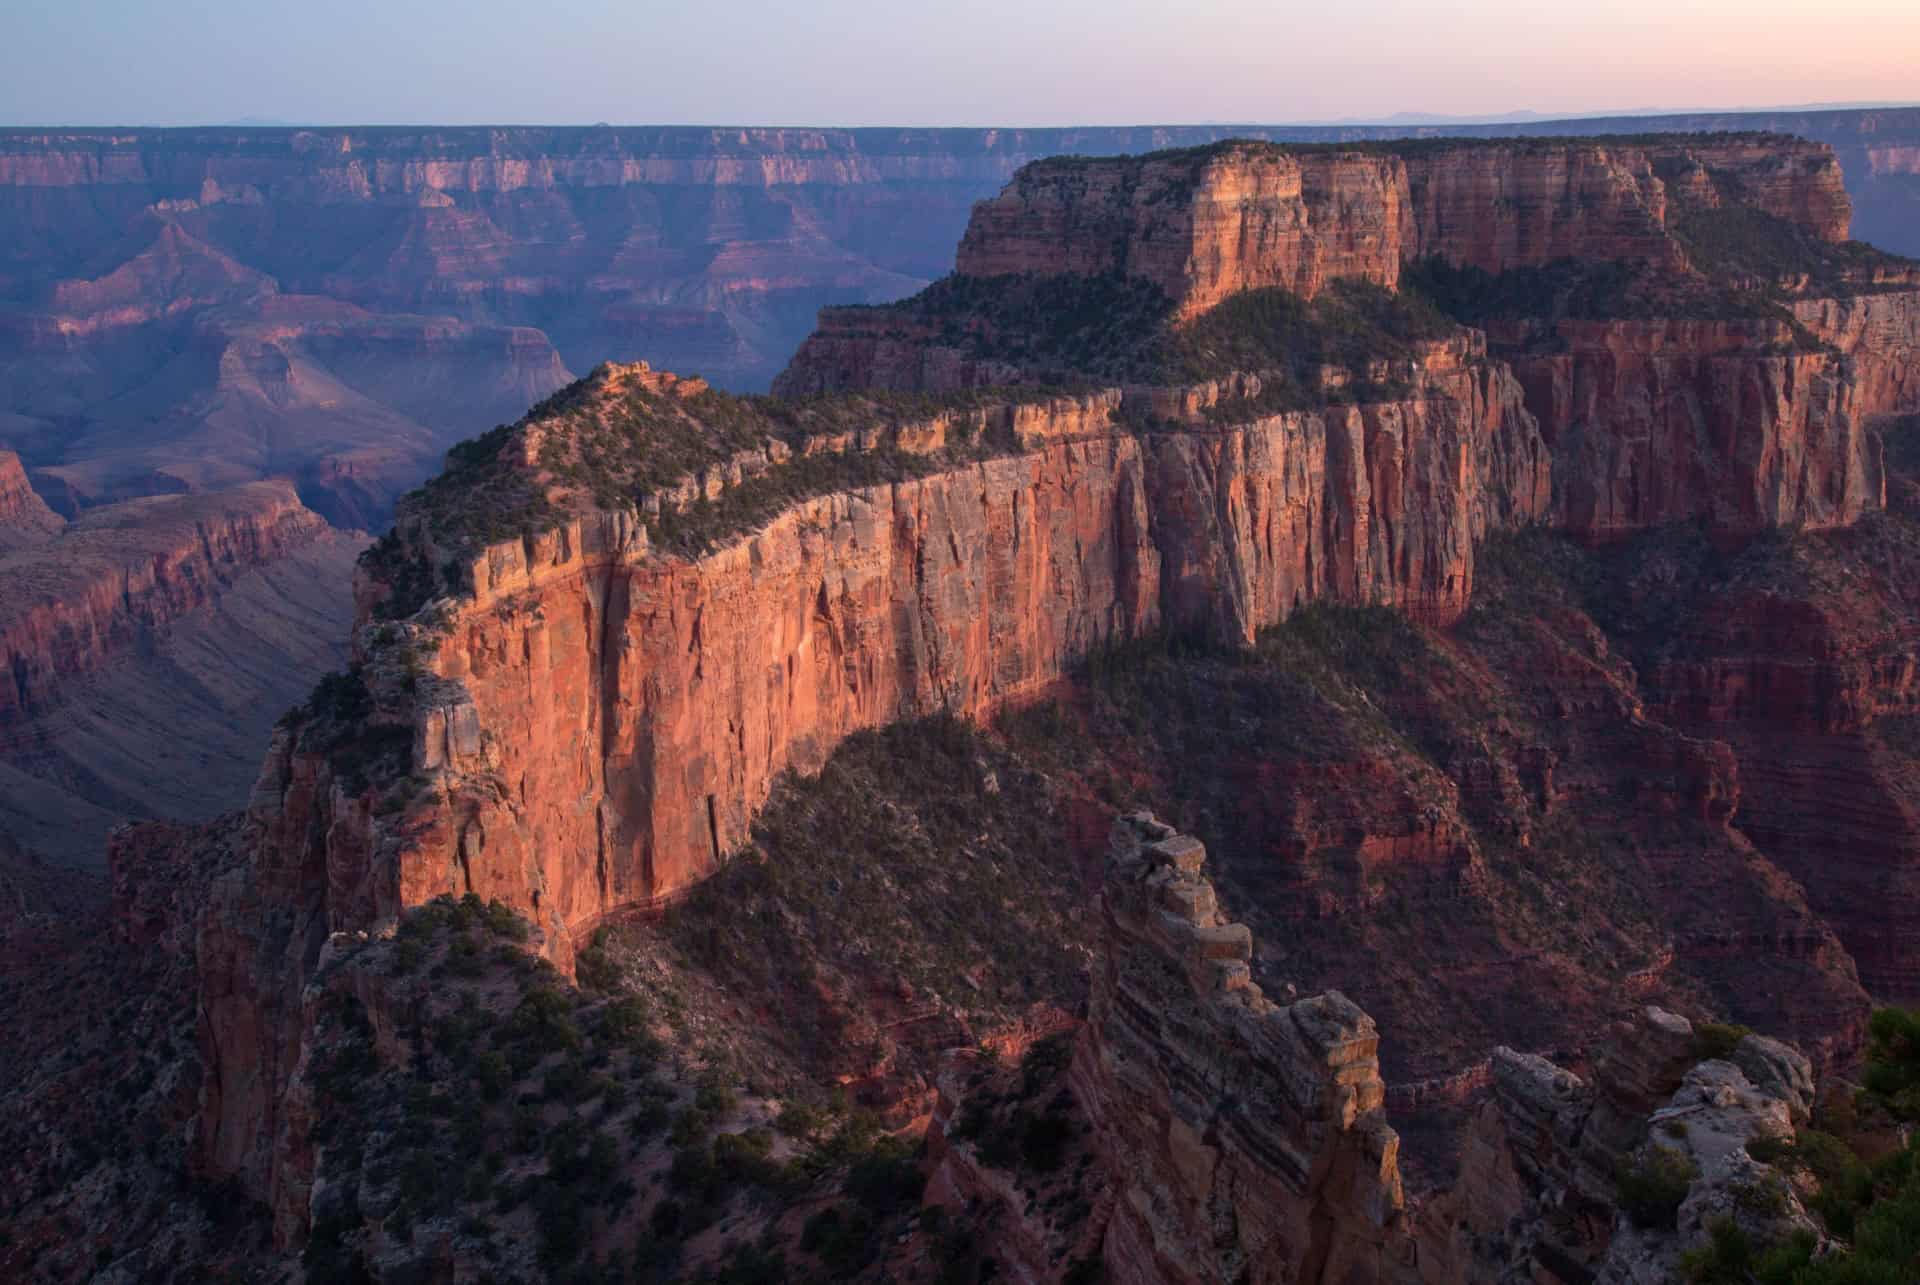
<box><xmin>782</xmin><ymin>137</ymin><xmax>1919</xmax><ymax>542</ymax></box>
<box><xmin>952</xmin><ymin>138</ymin><xmax>1847</xmax><ymax>318</ymax></box>
<box><xmin>1076</xmin><ymin>813</ymin><xmax>1410</xmax><ymax>1284</ymax></box>
<box><xmin>1509</xmin><ymin>312</ymin><xmax>1903</xmax><ymax>538</ymax></box>
<box><xmin>0</xmin><ymin>481</ymin><xmax>334</xmax><ymax>725</ymax></box>
<box><xmin>0</xmin><ymin>449</ymin><xmax>60</xmax><ymax>550</ymax></box>
<box><xmin>186</xmin><ymin>133</ymin><xmax>1918</xmax><ymax>1250</ymax></box>
<box><xmin>1417</xmin><ymin>1007</ymin><xmax>1822</xmax><ymax>1285</ymax></box>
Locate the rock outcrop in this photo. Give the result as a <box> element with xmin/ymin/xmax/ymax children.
<box><xmin>0</xmin><ymin>482</ymin><xmax>334</xmax><ymax>725</ymax></box>
<box><xmin>1418</xmin><ymin>1008</ymin><xmax>1822</xmax><ymax>1285</ymax></box>
<box><xmin>0</xmin><ymin>450</ymin><xmax>60</xmax><ymax>550</ymax></box>
<box><xmin>180</xmin><ymin>131</ymin><xmax>1920</xmax><ymax>1248</ymax></box>
<box><xmin>953</xmin><ymin>138</ymin><xmax>1848</xmax><ymax>318</ymax></box>
<box><xmin>1508</xmin><ymin>314</ymin><xmax>1901</xmax><ymax>538</ymax></box>
<box><xmin>194</xmin><ymin>345</ymin><xmax>1549</xmax><ymax>1231</ymax></box>
<box><xmin>782</xmin><ymin>137</ymin><xmax>1919</xmax><ymax>543</ymax></box>
<box><xmin>1075</xmin><ymin>813</ymin><xmax>1410</xmax><ymax>1284</ymax></box>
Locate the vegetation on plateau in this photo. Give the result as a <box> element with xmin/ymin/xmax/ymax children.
<box><xmin>1680</xmin><ymin>1007</ymin><xmax>1920</xmax><ymax>1284</ymax></box>
<box><xmin>302</xmin><ymin>893</ymin><xmax>936</xmax><ymax>1284</ymax></box>
<box><xmin>829</xmin><ymin>272</ymin><xmax>1458</xmax><ymax>396</ymax></box>
<box><xmin>358</xmin><ymin>375</ymin><xmax>1068</xmax><ymax>618</ymax></box>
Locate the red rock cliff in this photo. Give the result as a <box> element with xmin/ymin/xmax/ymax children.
<box><xmin>953</xmin><ymin>138</ymin><xmax>1849</xmax><ymax>318</ymax></box>
<box><xmin>1506</xmin><ymin>309</ymin><xmax>1909</xmax><ymax>538</ymax></box>
<box><xmin>187</xmin><ymin>133</ymin><xmax>1912</xmax><ymax>1240</ymax></box>
<box><xmin>1074</xmin><ymin>813</ymin><xmax>1411</xmax><ymax>1284</ymax></box>
<box><xmin>0</xmin><ymin>450</ymin><xmax>61</xmax><ymax>551</ymax></box>
<box><xmin>194</xmin><ymin>345</ymin><xmax>1546</xmax><ymax>1234</ymax></box>
<box><xmin>0</xmin><ymin>482</ymin><xmax>333</xmax><ymax>724</ymax></box>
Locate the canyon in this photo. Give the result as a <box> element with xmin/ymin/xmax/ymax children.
<box><xmin>2</xmin><ymin>109</ymin><xmax>1915</xmax><ymax>877</ymax></box>
<box><xmin>160</xmin><ymin>129</ymin><xmax>1920</xmax><ymax>1269</ymax></box>
<box><xmin>0</xmin><ymin>473</ymin><xmax>359</xmax><ymax>863</ymax></box>
<box><xmin>3</xmin><ymin>120</ymin><xmax>1920</xmax><ymax>1283</ymax></box>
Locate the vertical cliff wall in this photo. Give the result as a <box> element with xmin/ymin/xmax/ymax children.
<box><xmin>195</xmin><ymin>345</ymin><xmax>1546</xmax><ymax>1234</ymax></box>
<box><xmin>0</xmin><ymin>482</ymin><xmax>335</xmax><ymax>725</ymax></box>
<box><xmin>262</xmin><ymin>344</ymin><xmax>1546</xmax><ymax>944</ymax></box>
<box><xmin>952</xmin><ymin>139</ymin><xmax>1849</xmax><ymax>318</ymax></box>
<box><xmin>1509</xmin><ymin>316</ymin><xmax>1890</xmax><ymax>538</ymax></box>
<box><xmin>1075</xmin><ymin>813</ymin><xmax>1411</xmax><ymax>1285</ymax></box>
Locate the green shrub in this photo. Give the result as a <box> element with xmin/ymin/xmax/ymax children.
<box><xmin>628</xmin><ymin>1097</ymin><xmax>672</xmax><ymax>1142</ymax></box>
<box><xmin>776</xmin><ymin>1100</ymin><xmax>829</xmax><ymax>1140</ymax></box>
<box><xmin>503</xmin><ymin>987</ymin><xmax>580</xmax><ymax>1055</ymax></box>
<box><xmin>694</xmin><ymin>1078</ymin><xmax>737</xmax><ymax>1117</ymax></box>
<box><xmin>670</xmin><ymin>1106</ymin><xmax>713</xmax><ymax>1147</ymax></box>
<box><xmin>575</xmin><ymin>933</ymin><xmax>620</xmax><ymax>991</ymax></box>
<box><xmin>1862</xmin><ymin>1007</ymin><xmax>1920</xmax><ymax>1121</ymax></box>
<box><xmin>1615</xmin><ymin>1145</ymin><xmax>1699</xmax><ymax>1230</ymax></box>
<box><xmin>1692</xmin><ymin>1022</ymin><xmax>1753</xmax><ymax>1063</ymax></box>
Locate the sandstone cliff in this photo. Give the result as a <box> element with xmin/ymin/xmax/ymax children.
<box><xmin>0</xmin><ymin>481</ymin><xmax>334</xmax><ymax>725</ymax></box>
<box><xmin>951</xmin><ymin>138</ymin><xmax>1847</xmax><ymax>318</ymax></box>
<box><xmin>781</xmin><ymin>137</ymin><xmax>1919</xmax><ymax>544</ymax></box>
<box><xmin>1076</xmin><ymin>813</ymin><xmax>1409</xmax><ymax>1284</ymax></box>
<box><xmin>0</xmin><ymin>449</ymin><xmax>60</xmax><ymax>550</ymax></box>
<box><xmin>186</xmin><ymin>133</ymin><xmax>1918</xmax><ymax>1247</ymax></box>
<box><xmin>1509</xmin><ymin>312</ymin><xmax>1904</xmax><ymax>538</ymax></box>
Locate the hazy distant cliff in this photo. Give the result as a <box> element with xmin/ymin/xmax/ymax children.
<box><xmin>1</xmin><ymin>112</ymin><xmax>1912</xmax><ymax>527</ymax></box>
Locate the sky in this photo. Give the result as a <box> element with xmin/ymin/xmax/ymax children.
<box><xmin>3</xmin><ymin>0</ymin><xmax>1917</xmax><ymax>128</ymax></box>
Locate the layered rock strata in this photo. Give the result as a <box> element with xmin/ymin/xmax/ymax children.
<box><xmin>0</xmin><ymin>481</ymin><xmax>334</xmax><ymax>724</ymax></box>
<box><xmin>197</xmin><ymin>346</ymin><xmax>1547</xmax><ymax>1228</ymax></box>
<box><xmin>0</xmin><ymin>450</ymin><xmax>60</xmax><ymax>550</ymax></box>
<box><xmin>783</xmin><ymin>138</ymin><xmax>1920</xmax><ymax>544</ymax></box>
<box><xmin>1505</xmin><ymin>312</ymin><xmax>1907</xmax><ymax>538</ymax></box>
<box><xmin>952</xmin><ymin>139</ymin><xmax>1848</xmax><ymax>318</ymax></box>
<box><xmin>1418</xmin><ymin>1007</ymin><xmax>1821</xmax><ymax>1285</ymax></box>
<box><xmin>189</xmin><ymin>133</ymin><xmax>1916</xmax><ymax>1239</ymax></box>
<box><xmin>1075</xmin><ymin>812</ymin><xmax>1410</xmax><ymax>1284</ymax></box>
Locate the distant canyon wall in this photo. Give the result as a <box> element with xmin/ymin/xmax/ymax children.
<box><xmin>0</xmin><ymin>114</ymin><xmax>1913</xmax><ymax>530</ymax></box>
<box><xmin>954</xmin><ymin>138</ymin><xmax>1848</xmax><ymax>316</ymax></box>
<box><xmin>0</xmin><ymin>475</ymin><xmax>359</xmax><ymax>864</ymax></box>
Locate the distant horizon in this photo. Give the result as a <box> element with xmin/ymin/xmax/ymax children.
<box><xmin>6</xmin><ymin>100</ymin><xmax>1920</xmax><ymax>133</ymax></box>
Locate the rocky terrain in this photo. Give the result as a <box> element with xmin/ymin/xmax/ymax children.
<box><xmin>1</xmin><ymin>124</ymin><xmax>1919</xmax><ymax>1283</ymax></box>
<box><xmin>0</xmin><ymin>113</ymin><xmax>1911</xmax><ymax>532</ymax></box>
<box><xmin>2</xmin><ymin>110</ymin><xmax>1915</xmax><ymax>877</ymax></box>
<box><xmin>0</xmin><ymin>479</ymin><xmax>360</xmax><ymax>863</ymax></box>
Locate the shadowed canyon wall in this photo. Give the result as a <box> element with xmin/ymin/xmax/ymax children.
<box><xmin>0</xmin><ymin>481</ymin><xmax>360</xmax><ymax>863</ymax></box>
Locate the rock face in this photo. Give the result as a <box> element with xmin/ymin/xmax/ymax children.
<box><xmin>187</xmin><ymin>132</ymin><xmax>1920</xmax><ymax>1237</ymax></box>
<box><xmin>1075</xmin><ymin>813</ymin><xmax>1410</xmax><ymax>1284</ymax></box>
<box><xmin>783</xmin><ymin>138</ymin><xmax>1920</xmax><ymax>543</ymax></box>
<box><xmin>295</xmin><ymin>341</ymin><xmax>1548</xmax><ymax>927</ymax></box>
<box><xmin>192</xmin><ymin>331</ymin><xmax>1548</xmax><ymax>1236</ymax></box>
<box><xmin>953</xmin><ymin>138</ymin><xmax>1848</xmax><ymax>318</ymax></box>
<box><xmin>0</xmin><ymin>450</ymin><xmax>60</xmax><ymax>550</ymax></box>
<box><xmin>0</xmin><ymin>482</ymin><xmax>334</xmax><ymax>726</ymax></box>
<box><xmin>1508</xmin><ymin>311</ymin><xmax>1908</xmax><ymax>538</ymax></box>
<box><xmin>1418</xmin><ymin>1008</ymin><xmax>1821</xmax><ymax>1285</ymax></box>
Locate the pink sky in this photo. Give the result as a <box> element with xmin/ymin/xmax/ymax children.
<box><xmin>3</xmin><ymin>0</ymin><xmax>1916</xmax><ymax>126</ymax></box>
